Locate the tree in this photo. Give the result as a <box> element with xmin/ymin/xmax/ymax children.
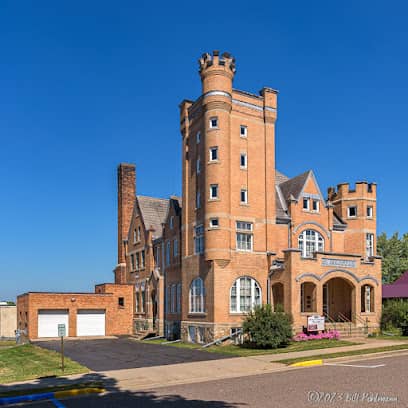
<box><xmin>377</xmin><ymin>232</ymin><xmax>408</xmax><ymax>284</ymax></box>
<box><xmin>242</xmin><ymin>304</ymin><xmax>293</xmax><ymax>349</ymax></box>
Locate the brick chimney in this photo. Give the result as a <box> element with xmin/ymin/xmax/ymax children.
<box><xmin>114</xmin><ymin>163</ymin><xmax>136</xmax><ymax>283</ymax></box>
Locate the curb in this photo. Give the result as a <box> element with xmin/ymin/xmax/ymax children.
<box><xmin>290</xmin><ymin>359</ymin><xmax>323</xmax><ymax>367</ymax></box>
<box><xmin>0</xmin><ymin>387</ymin><xmax>104</xmax><ymax>406</ymax></box>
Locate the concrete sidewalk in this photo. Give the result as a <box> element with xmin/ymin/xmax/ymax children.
<box><xmin>3</xmin><ymin>338</ymin><xmax>407</xmax><ymax>394</ymax></box>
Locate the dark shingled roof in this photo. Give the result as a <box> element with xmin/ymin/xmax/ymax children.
<box><xmin>279</xmin><ymin>170</ymin><xmax>311</xmax><ymax>202</ymax></box>
<box><xmin>275</xmin><ymin>170</ymin><xmax>290</xmax><ymax>220</ymax></box>
<box><xmin>275</xmin><ymin>170</ymin><xmax>289</xmax><ymax>186</ymax></box>
<box><xmin>137</xmin><ymin>195</ymin><xmax>169</xmax><ymax>239</ymax></box>
<box><xmin>333</xmin><ymin>212</ymin><xmax>347</xmax><ymax>227</ymax></box>
<box><xmin>383</xmin><ymin>271</ymin><xmax>408</xmax><ymax>299</ymax></box>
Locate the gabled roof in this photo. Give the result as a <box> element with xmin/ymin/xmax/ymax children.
<box><xmin>279</xmin><ymin>170</ymin><xmax>311</xmax><ymax>202</ymax></box>
<box><xmin>137</xmin><ymin>195</ymin><xmax>169</xmax><ymax>239</ymax></box>
<box><xmin>393</xmin><ymin>271</ymin><xmax>408</xmax><ymax>285</ymax></box>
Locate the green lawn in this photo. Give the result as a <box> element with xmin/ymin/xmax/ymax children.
<box><xmin>141</xmin><ymin>339</ymin><xmax>360</xmax><ymax>357</ymax></box>
<box><xmin>0</xmin><ymin>340</ymin><xmax>16</xmax><ymax>348</ymax></box>
<box><xmin>0</xmin><ymin>344</ymin><xmax>89</xmax><ymax>384</ymax></box>
<box><xmin>373</xmin><ymin>334</ymin><xmax>408</xmax><ymax>341</ymax></box>
<box><xmin>277</xmin><ymin>343</ymin><xmax>408</xmax><ymax>365</ymax></box>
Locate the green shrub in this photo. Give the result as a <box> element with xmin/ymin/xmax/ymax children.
<box><xmin>242</xmin><ymin>304</ymin><xmax>293</xmax><ymax>349</ymax></box>
<box><xmin>381</xmin><ymin>300</ymin><xmax>408</xmax><ymax>335</ymax></box>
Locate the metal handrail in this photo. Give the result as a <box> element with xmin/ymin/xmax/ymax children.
<box><xmin>353</xmin><ymin>313</ymin><xmax>369</xmax><ymax>334</ymax></box>
<box><xmin>338</xmin><ymin>312</ymin><xmax>352</xmax><ymax>336</ymax></box>
<box><xmin>323</xmin><ymin>312</ymin><xmax>337</xmax><ymax>330</ymax></box>
<box><xmin>202</xmin><ymin>329</ymin><xmax>243</xmax><ymax>348</ymax></box>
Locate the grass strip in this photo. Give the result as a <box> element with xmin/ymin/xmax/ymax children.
<box><xmin>140</xmin><ymin>338</ymin><xmax>360</xmax><ymax>357</ymax></box>
<box><xmin>277</xmin><ymin>343</ymin><xmax>408</xmax><ymax>365</ymax></box>
<box><xmin>0</xmin><ymin>344</ymin><xmax>89</xmax><ymax>384</ymax></box>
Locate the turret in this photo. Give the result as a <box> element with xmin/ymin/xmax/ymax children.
<box><xmin>198</xmin><ymin>51</ymin><xmax>236</xmax><ymax>95</ymax></box>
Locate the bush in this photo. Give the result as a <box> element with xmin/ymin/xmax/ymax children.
<box><xmin>242</xmin><ymin>304</ymin><xmax>293</xmax><ymax>349</ymax></box>
<box><xmin>381</xmin><ymin>300</ymin><xmax>408</xmax><ymax>335</ymax></box>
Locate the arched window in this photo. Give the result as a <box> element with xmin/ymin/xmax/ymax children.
<box><xmin>189</xmin><ymin>278</ymin><xmax>205</xmax><ymax>313</ymax></box>
<box><xmin>361</xmin><ymin>285</ymin><xmax>374</xmax><ymax>313</ymax></box>
<box><xmin>298</xmin><ymin>230</ymin><xmax>324</xmax><ymax>258</ymax></box>
<box><xmin>230</xmin><ymin>277</ymin><xmax>261</xmax><ymax>313</ymax></box>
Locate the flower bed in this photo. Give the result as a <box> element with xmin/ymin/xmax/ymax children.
<box><xmin>293</xmin><ymin>330</ymin><xmax>340</xmax><ymax>342</ymax></box>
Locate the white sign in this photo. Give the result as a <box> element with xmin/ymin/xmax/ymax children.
<box><xmin>58</xmin><ymin>324</ymin><xmax>66</xmax><ymax>337</ymax></box>
<box><xmin>322</xmin><ymin>258</ymin><xmax>356</xmax><ymax>268</ymax></box>
<box><xmin>307</xmin><ymin>315</ymin><xmax>325</xmax><ymax>332</ymax></box>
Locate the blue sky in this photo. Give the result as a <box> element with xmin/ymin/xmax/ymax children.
<box><xmin>1</xmin><ymin>1</ymin><xmax>407</xmax><ymax>301</ymax></box>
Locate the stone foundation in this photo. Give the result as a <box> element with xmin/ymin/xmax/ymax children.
<box><xmin>181</xmin><ymin>321</ymin><xmax>243</xmax><ymax>344</ymax></box>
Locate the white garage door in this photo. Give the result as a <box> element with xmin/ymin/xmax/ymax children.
<box><xmin>38</xmin><ymin>310</ymin><xmax>69</xmax><ymax>338</ymax></box>
<box><xmin>77</xmin><ymin>310</ymin><xmax>105</xmax><ymax>336</ymax></box>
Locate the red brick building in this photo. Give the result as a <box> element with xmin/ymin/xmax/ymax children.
<box><xmin>17</xmin><ymin>284</ymin><xmax>133</xmax><ymax>339</ymax></box>
<box><xmin>115</xmin><ymin>51</ymin><xmax>382</xmax><ymax>342</ymax></box>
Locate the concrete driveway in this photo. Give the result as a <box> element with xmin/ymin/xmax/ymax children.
<box><xmin>33</xmin><ymin>337</ymin><xmax>233</xmax><ymax>371</ymax></box>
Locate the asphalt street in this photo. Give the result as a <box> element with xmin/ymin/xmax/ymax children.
<box><xmin>19</xmin><ymin>353</ymin><xmax>408</xmax><ymax>407</ymax></box>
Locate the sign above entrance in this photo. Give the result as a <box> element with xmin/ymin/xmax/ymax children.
<box><xmin>321</xmin><ymin>258</ymin><xmax>356</xmax><ymax>268</ymax></box>
<box><xmin>307</xmin><ymin>315</ymin><xmax>325</xmax><ymax>332</ymax></box>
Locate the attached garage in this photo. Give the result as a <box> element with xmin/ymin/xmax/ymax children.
<box><xmin>77</xmin><ymin>309</ymin><xmax>106</xmax><ymax>336</ymax></box>
<box><xmin>38</xmin><ymin>310</ymin><xmax>69</xmax><ymax>338</ymax></box>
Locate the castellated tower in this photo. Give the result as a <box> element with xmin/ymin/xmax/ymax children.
<box><xmin>179</xmin><ymin>51</ymin><xmax>279</xmax><ymax>341</ymax></box>
<box><xmin>328</xmin><ymin>182</ymin><xmax>377</xmax><ymax>257</ymax></box>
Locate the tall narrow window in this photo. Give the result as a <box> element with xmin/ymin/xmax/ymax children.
<box><xmin>133</xmin><ymin>229</ymin><xmax>137</xmax><ymax>244</ymax></box>
<box><xmin>196</xmin><ymin>157</ymin><xmax>201</xmax><ymax>174</ymax></box>
<box><xmin>189</xmin><ymin>278</ymin><xmax>205</xmax><ymax>313</ymax></box>
<box><xmin>135</xmin><ymin>253</ymin><xmax>140</xmax><ymax>270</ymax></box>
<box><xmin>240</xmin><ymin>125</ymin><xmax>247</xmax><ymax>137</ymax></box>
<box><xmin>137</xmin><ymin>226</ymin><xmax>141</xmax><ymax>241</ymax></box>
<box><xmin>170</xmin><ymin>216</ymin><xmax>174</xmax><ymax>229</ymax></box>
<box><xmin>173</xmin><ymin>239</ymin><xmax>178</xmax><ymax>258</ymax></box>
<box><xmin>298</xmin><ymin>230</ymin><xmax>324</xmax><ymax>258</ymax></box>
<box><xmin>361</xmin><ymin>285</ymin><xmax>374</xmax><ymax>313</ymax></box>
<box><xmin>366</xmin><ymin>233</ymin><xmax>374</xmax><ymax>258</ymax></box>
<box><xmin>210</xmin><ymin>184</ymin><xmax>218</xmax><ymax>199</ymax></box>
<box><xmin>166</xmin><ymin>241</ymin><xmax>170</xmax><ymax>266</ymax></box>
<box><xmin>236</xmin><ymin>221</ymin><xmax>253</xmax><ymax>251</ymax></box>
<box><xmin>240</xmin><ymin>189</ymin><xmax>248</xmax><ymax>204</ymax></box>
<box><xmin>141</xmin><ymin>250</ymin><xmax>145</xmax><ymax>268</ymax></box>
<box><xmin>171</xmin><ymin>284</ymin><xmax>176</xmax><ymax>313</ymax></box>
<box><xmin>194</xmin><ymin>225</ymin><xmax>204</xmax><ymax>254</ymax></box>
<box><xmin>196</xmin><ymin>190</ymin><xmax>201</xmax><ymax>209</ymax></box>
<box><xmin>240</xmin><ymin>153</ymin><xmax>247</xmax><ymax>168</ymax></box>
<box><xmin>367</xmin><ymin>206</ymin><xmax>373</xmax><ymax>218</ymax></box>
<box><xmin>312</xmin><ymin>200</ymin><xmax>319</xmax><ymax>212</ymax></box>
<box><xmin>196</xmin><ymin>131</ymin><xmax>201</xmax><ymax>144</ymax></box>
<box><xmin>209</xmin><ymin>146</ymin><xmax>218</xmax><ymax>161</ymax></box>
<box><xmin>130</xmin><ymin>254</ymin><xmax>135</xmax><ymax>271</ymax></box>
<box><xmin>176</xmin><ymin>283</ymin><xmax>182</xmax><ymax>313</ymax></box>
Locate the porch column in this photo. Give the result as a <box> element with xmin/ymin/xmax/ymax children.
<box><xmin>316</xmin><ymin>284</ymin><xmax>323</xmax><ymax>316</ymax></box>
